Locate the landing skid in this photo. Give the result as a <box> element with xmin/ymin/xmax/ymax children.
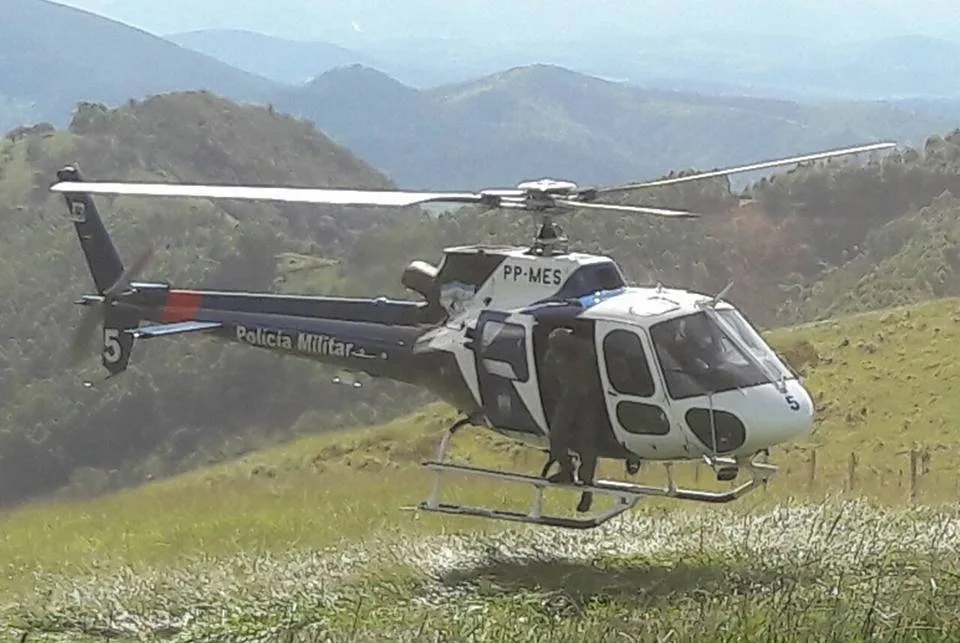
<box><xmin>405</xmin><ymin>417</ymin><xmax>779</xmax><ymax>530</ymax></box>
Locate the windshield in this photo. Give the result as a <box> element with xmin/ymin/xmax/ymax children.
<box><xmin>649</xmin><ymin>310</ymin><xmax>781</xmax><ymax>400</ymax></box>
<box><xmin>713</xmin><ymin>308</ymin><xmax>794</xmax><ymax>381</ymax></box>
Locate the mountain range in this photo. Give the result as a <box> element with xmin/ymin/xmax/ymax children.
<box><xmin>168</xmin><ymin>28</ymin><xmax>960</xmax><ymax>102</ymax></box>
<box><xmin>272</xmin><ymin>63</ymin><xmax>960</xmax><ymax>189</ymax></box>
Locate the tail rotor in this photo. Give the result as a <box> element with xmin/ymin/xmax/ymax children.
<box><xmin>69</xmin><ymin>245</ymin><xmax>154</xmax><ymax>365</ymax></box>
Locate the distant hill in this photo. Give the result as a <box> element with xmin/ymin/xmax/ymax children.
<box><xmin>274</xmin><ymin>63</ymin><xmax>960</xmax><ymax>190</ymax></box>
<box><xmin>0</xmin><ymin>0</ymin><xmax>277</xmax><ymax>133</ymax></box>
<box><xmin>161</xmin><ymin>22</ymin><xmax>960</xmax><ymax>101</ymax></box>
<box><xmin>168</xmin><ymin>29</ymin><xmax>371</xmax><ymax>85</ymax></box>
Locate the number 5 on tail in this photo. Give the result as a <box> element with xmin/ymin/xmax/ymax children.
<box><xmin>102</xmin><ymin>325</ymin><xmax>134</xmax><ymax>375</ymax></box>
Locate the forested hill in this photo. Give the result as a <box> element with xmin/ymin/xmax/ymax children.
<box><xmin>0</xmin><ymin>92</ymin><xmax>430</xmax><ymax>507</ymax></box>
<box><xmin>0</xmin><ymin>0</ymin><xmax>276</xmax><ymax>133</ymax></box>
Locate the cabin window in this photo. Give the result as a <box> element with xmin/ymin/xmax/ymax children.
<box><xmin>602</xmin><ymin>329</ymin><xmax>655</xmax><ymax>397</ymax></box>
<box><xmin>616</xmin><ymin>401</ymin><xmax>671</xmax><ymax>435</ymax></box>
<box><xmin>479</xmin><ymin>320</ymin><xmax>529</xmax><ymax>382</ymax></box>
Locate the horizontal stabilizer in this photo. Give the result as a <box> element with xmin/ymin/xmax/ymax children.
<box><xmin>128</xmin><ymin>320</ymin><xmax>222</xmax><ymax>339</ymax></box>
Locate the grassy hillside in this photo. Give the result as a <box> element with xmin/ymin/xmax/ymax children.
<box><xmin>0</xmin><ymin>0</ymin><xmax>276</xmax><ymax>133</ymax></box>
<box><xmin>2</xmin><ymin>296</ymin><xmax>959</xmax><ymax>640</ymax></box>
<box><xmin>275</xmin><ymin>63</ymin><xmax>960</xmax><ymax>190</ymax></box>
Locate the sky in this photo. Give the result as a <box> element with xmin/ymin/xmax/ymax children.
<box><xmin>53</xmin><ymin>0</ymin><xmax>960</xmax><ymax>45</ymax></box>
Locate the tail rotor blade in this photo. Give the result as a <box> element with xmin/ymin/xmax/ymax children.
<box><xmin>70</xmin><ymin>304</ymin><xmax>105</xmax><ymax>364</ymax></box>
<box><xmin>72</xmin><ymin>244</ymin><xmax>152</xmax><ymax>363</ymax></box>
<box><xmin>104</xmin><ymin>245</ymin><xmax>154</xmax><ymax>299</ymax></box>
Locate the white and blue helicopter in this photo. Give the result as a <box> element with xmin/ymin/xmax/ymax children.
<box><xmin>51</xmin><ymin>141</ymin><xmax>895</xmax><ymax>529</ymax></box>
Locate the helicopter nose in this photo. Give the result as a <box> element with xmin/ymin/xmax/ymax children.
<box><xmin>760</xmin><ymin>380</ymin><xmax>815</xmax><ymax>447</ymax></box>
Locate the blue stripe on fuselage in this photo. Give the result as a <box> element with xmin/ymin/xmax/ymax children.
<box><xmin>522</xmin><ymin>287</ymin><xmax>627</xmax><ymax>318</ymax></box>
<box><xmin>577</xmin><ymin>287</ymin><xmax>626</xmax><ymax>310</ymax></box>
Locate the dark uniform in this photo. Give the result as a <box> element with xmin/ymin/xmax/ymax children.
<box><xmin>540</xmin><ymin>326</ymin><xmax>603</xmax><ymax>513</ymax></box>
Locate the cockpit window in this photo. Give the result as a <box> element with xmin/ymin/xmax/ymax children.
<box><xmin>649</xmin><ymin>310</ymin><xmax>784</xmax><ymax>400</ymax></box>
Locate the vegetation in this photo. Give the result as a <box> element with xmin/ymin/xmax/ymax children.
<box><xmin>2</xmin><ymin>297</ymin><xmax>960</xmax><ymax>640</ymax></box>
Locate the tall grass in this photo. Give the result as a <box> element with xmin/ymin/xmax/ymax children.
<box><xmin>4</xmin><ymin>499</ymin><xmax>960</xmax><ymax>641</ymax></box>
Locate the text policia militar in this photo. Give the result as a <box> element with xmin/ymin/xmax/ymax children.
<box><xmin>235</xmin><ymin>324</ymin><xmax>376</xmax><ymax>359</ymax></box>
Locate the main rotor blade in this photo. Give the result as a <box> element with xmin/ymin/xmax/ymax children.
<box><xmin>50</xmin><ymin>181</ymin><xmax>488</xmax><ymax>208</ymax></box>
<box><xmin>557</xmin><ymin>199</ymin><xmax>700</xmax><ymax>218</ymax></box>
<box><xmin>595</xmin><ymin>141</ymin><xmax>897</xmax><ymax>194</ymax></box>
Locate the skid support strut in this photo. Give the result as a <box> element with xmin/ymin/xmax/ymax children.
<box><xmin>405</xmin><ymin>417</ymin><xmax>779</xmax><ymax>530</ymax></box>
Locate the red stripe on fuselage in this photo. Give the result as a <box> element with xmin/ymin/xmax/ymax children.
<box><xmin>162</xmin><ymin>290</ymin><xmax>203</xmax><ymax>322</ymax></box>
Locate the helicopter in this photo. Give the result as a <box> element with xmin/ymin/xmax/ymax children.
<box><xmin>49</xmin><ymin>140</ymin><xmax>895</xmax><ymax>530</ymax></box>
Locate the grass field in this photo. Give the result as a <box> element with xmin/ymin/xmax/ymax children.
<box><xmin>3</xmin><ymin>297</ymin><xmax>960</xmax><ymax>641</ymax></box>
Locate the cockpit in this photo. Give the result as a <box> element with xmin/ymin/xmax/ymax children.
<box><xmin>648</xmin><ymin>308</ymin><xmax>794</xmax><ymax>400</ymax></box>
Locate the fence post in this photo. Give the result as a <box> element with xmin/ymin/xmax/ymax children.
<box><xmin>847</xmin><ymin>452</ymin><xmax>857</xmax><ymax>492</ymax></box>
<box><xmin>909</xmin><ymin>448</ymin><xmax>918</xmax><ymax>504</ymax></box>
<box><xmin>808</xmin><ymin>448</ymin><xmax>817</xmax><ymax>491</ymax></box>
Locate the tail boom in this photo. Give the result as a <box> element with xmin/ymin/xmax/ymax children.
<box><xmin>56</xmin><ymin>169</ymin><xmax>435</xmax><ymax>386</ymax></box>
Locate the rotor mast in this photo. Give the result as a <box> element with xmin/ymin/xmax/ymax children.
<box><xmin>530</xmin><ymin>212</ymin><xmax>566</xmax><ymax>256</ymax></box>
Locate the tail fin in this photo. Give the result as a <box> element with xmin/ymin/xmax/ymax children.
<box><xmin>57</xmin><ymin>165</ymin><xmax>140</xmax><ymax>376</ymax></box>
<box><xmin>56</xmin><ymin>165</ymin><xmax>124</xmax><ymax>294</ymax></box>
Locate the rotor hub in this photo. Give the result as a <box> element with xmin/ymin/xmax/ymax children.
<box><xmin>515</xmin><ymin>178</ymin><xmax>579</xmax><ymax>194</ymax></box>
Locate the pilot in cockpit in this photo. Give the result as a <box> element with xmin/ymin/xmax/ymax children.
<box><xmin>668</xmin><ymin>315</ymin><xmax>724</xmax><ymax>372</ymax></box>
